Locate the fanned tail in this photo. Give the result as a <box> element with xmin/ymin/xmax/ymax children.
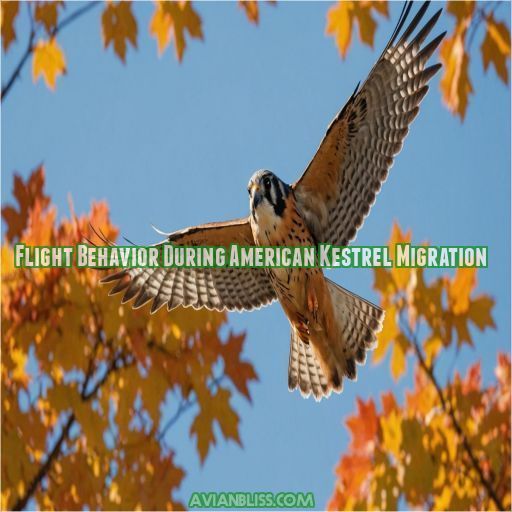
<box><xmin>288</xmin><ymin>279</ymin><xmax>384</xmax><ymax>401</ymax></box>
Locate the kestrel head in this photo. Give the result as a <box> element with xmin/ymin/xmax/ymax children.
<box><xmin>248</xmin><ymin>170</ymin><xmax>290</xmax><ymax>219</ymax></box>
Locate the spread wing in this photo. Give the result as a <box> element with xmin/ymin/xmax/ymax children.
<box><xmin>293</xmin><ymin>2</ymin><xmax>444</xmax><ymax>246</ymax></box>
<box><xmin>100</xmin><ymin>217</ymin><xmax>277</xmax><ymax>313</ymax></box>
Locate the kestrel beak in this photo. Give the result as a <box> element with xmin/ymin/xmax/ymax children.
<box><xmin>251</xmin><ymin>183</ymin><xmax>262</xmax><ymax>208</ymax></box>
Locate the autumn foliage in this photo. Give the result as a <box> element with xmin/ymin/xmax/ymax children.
<box><xmin>328</xmin><ymin>224</ymin><xmax>510</xmax><ymax>511</ymax></box>
<box><xmin>1</xmin><ymin>168</ymin><xmax>257</xmax><ymax>510</ymax></box>
<box><xmin>325</xmin><ymin>0</ymin><xmax>510</xmax><ymax>120</ymax></box>
<box><xmin>2</xmin><ymin>1</ymin><xmax>510</xmax><ymax>117</ymax></box>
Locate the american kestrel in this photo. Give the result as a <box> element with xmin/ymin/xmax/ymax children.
<box><xmin>102</xmin><ymin>2</ymin><xmax>444</xmax><ymax>400</ymax></box>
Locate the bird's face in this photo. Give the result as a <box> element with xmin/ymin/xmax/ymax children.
<box><xmin>248</xmin><ymin>170</ymin><xmax>290</xmax><ymax>221</ymax></box>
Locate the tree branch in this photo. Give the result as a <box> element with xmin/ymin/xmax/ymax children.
<box><xmin>12</xmin><ymin>347</ymin><xmax>132</xmax><ymax>510</ymax></box>
<box><xmin>1</xmin><ymin>1</ymin><xmax>100</xmax><ymax>102</ymax></box>
<box><xmin>12</xmin><ymin>413</ymin><xmax>75</xmax><ymax>511</ymax></box>
<box><xmin>403</xmin><ymin>320</ymin><xmax>505</xmax><ymax>511</ymax></box>
<box><xmin>157</xmin><ymin>374</ymin><xmax>225</xmax><ymax>443</ymax></box>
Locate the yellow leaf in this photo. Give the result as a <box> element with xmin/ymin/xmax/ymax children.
<box><xmin>424</xmin><ymin>334</ymin><xmax>443</xmax><ymax>367</ymax></box>
<box><xmin>32</xmin><ymin>37</ymin><xmax>66</xmax><ymax>90</ymax></box>
<box><xmin>1</xmin><ymin>0</ymin><xmax>19</xmax><ymax>51</ymax></box>
<box><xmin>373</xmin><ymin>303</ymin><xmax>399</xmax><ymax>364</ymax></box>
<box><xmin>481</xmin><ymin>14</ymin><xmax>511</xmax><ymax>84</ymax></box>
<box><xmin>448</xmin><ymin>267</ymin><xmax>476</xmax><ymax>314</ymax></box>
<box><xmin>326</xmin><ymin>1</ymin><xmax>352</xmax><ymax>59</ymax></box>
<box><xmin>390</xmin><ymin>333</ymin><xmax>409</xmax><ymax>381</ymax></box>
<box><xmin>326</xmin><ymin>1</ymin><xmax>388</xmax><ymax>60</ymax></box>
<box><xmin>380</xmin><ymin>409</ymin><xmax>402</xmax><ymax>458</ymax></box>
<box><xmin>440</xmin><ymin>28</ymin><xmax>473</xmax><ymax>120</ymax></box>
<box><xmin>10</xmin><ymin>347</ymin><xmax>28</xmax><ymax>385</ymax></box>
<box><xmin>149</xmin><ymin>1</ymin><xmax>203</xmax><ymax>62</ymax></box>
<box><xmin>373</xmin><ymin>267</ymin><xmax>395</xmax><ymax>298</ymax></box>
<box><xmin>101</xmin><ymin>1</ymin><xmax>137</xmax><ymax>63</ymax></box>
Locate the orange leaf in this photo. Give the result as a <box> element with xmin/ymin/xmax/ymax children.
<box><xmin>439</xmin><ymin>27</ymin><xmax>473</xmax><ymax>120</ymax></box>
<box><xmin>345</xmin><ymin>397</ymin><xmax>378</xmax><ymax>452</ymax></box>
<box><xmin>32</xmin><ymin>37</ymin><xmax>66</xmax><ymax>90</ymax></box>
<box><xmin>1</xmin><ymin>0</ymin><xmax>19</xmax><ymax>51</ymax></box>
<box><xmin>190</xmin><ymin>386</ymin><xmax>240</xmax><ymax>463</ymax></box>
<box><xmin>219</xmin><ymin>332</ymin><xmax>258</xmax><ymax>401</ymax></box>
<box><xmin>1</xmin><ymin>166</ymin><xmax>50</xmax><ymax>242</ymax></box>
<box><xmin>467</xmin><ymin>295</ymin><xmax>495</xmax><ymax>331</ymax></box>
<box><xmin>446</xmin><ymin>0</ymin><xmax>475</xmax><ymax>25</ymax></box>
<box><xmin>481</xmin><ymin>14</ymin><xmax>511</xmax><ymax>84</ymax></box>
<box><xmin>34</xmin><ymin>1</ymin><xmax>64</xmax><ymax>35</ymax></box>
<box><xmin>239</xmin><ymin>0</ymin><xmax>259</xmax><ymax>24</ymax></box>
<box><xmin>101</xmin><ymin>1</ymin><xmax>137</xmax><ymax>63</ymax></box>
<box><xmin>334</xmin><ymin>453</ymin><xmax>372</xmax><ymax>496</ymax></box>
<box><xmin>381</xmin><ymin>391</ymin><xmax>398</xmax><ymax>416</ymax></box>
<box><xmin>149</xmin><ymin>1</ymin><xmax>203</xmax><ymax>62</ymax></box>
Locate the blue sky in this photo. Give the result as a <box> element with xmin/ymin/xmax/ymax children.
<box><xmin>2</xmin><ymin>1</ymin><xmax>510</xmax><ymax>509</ymax></box>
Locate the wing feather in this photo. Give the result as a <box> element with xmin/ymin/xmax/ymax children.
<box><xmin>100</xmin><ymin>217</ymin><xmax>277</xmax><ymax>312</ymax></box>
<box><xmin>293</xmin><ymin>2</ymin><xmax>444</xmax><ymax>246</ymax></box>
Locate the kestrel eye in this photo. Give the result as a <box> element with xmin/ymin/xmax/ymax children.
<box><xmin>263</xmin><ymin>177</ymin><xmax>271</xmax><ymax>189</ymax></box>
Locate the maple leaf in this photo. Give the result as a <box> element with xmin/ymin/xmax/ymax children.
<box><xmin>381</xmin><ymin>391</ymin><xmax>398</xmax><ymax>416</ymax></box>
<box><xmin>1</xmin><ymin>0</ymin><xmax>19</xmax><ymax>52</ymax></box>
<box><xmin>190</xmin><ymin>386</ymin><xmax>241</xmax><ymax>463</ymax></box>
<box><xmin>2</xmin><ymin>168</ymin><xmax>254</xmax><ymax>510</ymax></box>
<box><xmin>101</xmin><ymin>1</ymin><xmax>137</xmax><ymax>63</ymax></box>
<box><xmin>448</xmin><ymin>267</ymin><xmax>476</xmax><ymax>315</ymax></box>
<box><xmin>34</xmin><ymin>1</ymin><xmax>64</xmax><ymax>35</ymax></box>
<box><xmin>440</xmin><ymin>24</ymin><xmax>473</xmax><ymax>120</ymax></box>
<box><xmin>467</xmin><ymin>295</ymin><xmax>495</xmax><ymax>331</ymax></box>
<box><xmin>334</xmin><ymin>453</ymin><xmax>372</xmax><ymax>496</ymax></box>
<box><xmin>390</xmin><ymin>332</ymin><xmax>410</xmax><ymax>381</ymax></box>
<box><xmin>32</xmin><ymin>37</ymin><xmax>67</xmax><ymax>90</ymax></box>
<box><xmin>149</xmin><ymin>1</ymin><xmax>203</xmax><ymax>62</ymax></box>
<box><xmin>372</xmin><ymin>302</ymin><xmax>399</xmax><ymax>364</ymax></box>
<box><xmin>346</xmin><ymin>397</ymin><xmax>378</xmax><ymax>453</ymax></box>
<box><xmin>380</xmin><ymin>409</ymin><xmax>402</xmax><ymax>457</ymax></box>
<box><xmin>326</xmin><ymin>1</ymin><xmax>388</xmax><ymax>59</ymax></box>
<box><xmin>1</xmin><ymin>166</ymin><xmax>50</xmax><ymax>242</ymax></box>
<box><xmin>219</xmin><ymin>332</ymin><xmax>258</xmax><ymax>401</ymax></box>
<box><xmin>481</xmin><ymin>14</ymin><xmax>511</xmax><ymax>85</ymax></box>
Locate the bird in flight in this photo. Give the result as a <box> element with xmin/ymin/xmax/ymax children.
<box><xmin>101</xmin><ymin>2</ymin><xmax>444</xmax><ymax>401</ymax></box>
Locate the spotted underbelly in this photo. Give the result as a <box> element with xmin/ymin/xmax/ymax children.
<box><xmin>267</xmin><ymin>265</ymin><xmax>316</xmax><ymax>318</ymax></box>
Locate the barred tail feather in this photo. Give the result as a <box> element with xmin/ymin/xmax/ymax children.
<box><xmin>288</xmin><ymin>326</ymin><xmax>331</xmax><ymax>401</ymax></box>
<box><xmin>287</xmin><ymin>279</ymin><xmax>384</xmax><ymax>401</ymax></box>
